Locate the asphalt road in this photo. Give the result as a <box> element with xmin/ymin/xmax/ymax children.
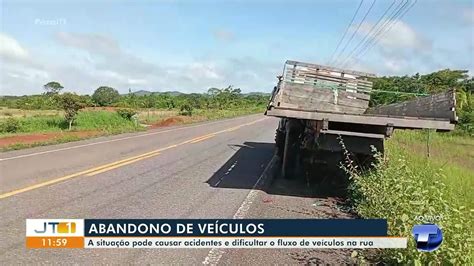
<box><xmin>0</xmin><ymin>114</ymin><xmax>279</xmax><ymax>264</ymax></box>
<box><xmin>0</xmin><ymin>114</ymin><xmax>352</xmax><ymax>264</ymax></box>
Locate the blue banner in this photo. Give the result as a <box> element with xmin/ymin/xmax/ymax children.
<box><xmin>84</xmin><ymin>219</ymin><xmax>387</xmax><ymax>237</ymax></box>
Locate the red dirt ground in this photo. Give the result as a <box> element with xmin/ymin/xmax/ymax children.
<box><xmin>150</xmin><ymin>116</ymin><xmax>186</xmax><ymax>128</ymax></box>
<box><xmin>0</xmin><ymin>131</ymin><xmax>100</xmax><ymax>148</ymax></box>
<box><xmin>0</xmin><ymin>115</ymin><xmax>206</xmax><ymax>149</ymax></box>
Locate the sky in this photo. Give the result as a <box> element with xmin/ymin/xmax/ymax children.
<box><xmin>0</xmin><ymin>0</ymin><xmax>473</xmax><ymax>95</ymax></box>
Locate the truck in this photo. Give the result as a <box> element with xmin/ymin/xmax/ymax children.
<box><xmin>265</xmin><ymin>60</ymin><xmax>457</xmax><ymax>179</ymax></box>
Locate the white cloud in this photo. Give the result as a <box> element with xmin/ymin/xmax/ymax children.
<box><xmin>1</xmin><ymin>32</ymin><xmax>278</xmax><ymax>95</ymax></box>
<box><xmin>0</xmin><ymin>33</ymin><xmax>29</xmax><ymax>62</ymax></box>
<box><xmin>354</xmin><ymin>20</ymin><xmax>431</xmax><ymax>53</ymax></box>
<box><xmin>378</xmin><ymin>21</ymin><xmax>430</xmax><ymax>51</ymax></box>
<box><xmin>0</xmin><ymin>33</ymin><xmax>52</xmax><ymax>95</ymax></box>
<box><xmin>55</xmin><ymin>31</ymin><xmax>121</xmax><ymax>56</ymax></box>
<box><xmin>344</xmin><ymin>20</ymin><xmax>439</xmax><ymax>75</ymax></box>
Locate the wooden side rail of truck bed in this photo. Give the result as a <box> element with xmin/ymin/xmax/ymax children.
<box><xmin>266</xmin><ymin>106</ymin><xmax>455</xmax><ymax>131</ymax></box>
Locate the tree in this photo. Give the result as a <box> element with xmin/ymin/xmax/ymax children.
<box><xmin>179</xmin><ymin>101</ymin><xmax>193</xmax><ymax>116</ymax></box>
<box><xmin>58</xmin><ymin>93</ymin><xmax>85</xmax><ymax>130</ymax></box>
<box><xmin>92</xmin><ymin>86</ymin><xmax>120</xmax><ymax>106</ymax></box>
<box><xmin>43</xmin><ymin>81</ymin><xmax>64</xmax><ymax>95</ymax></box>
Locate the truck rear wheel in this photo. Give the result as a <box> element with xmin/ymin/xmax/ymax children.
<box><xmin>275</xmin><ymin>129</ymin><xmax>285</xmax><ymax>158</ymax></box>
<box><xmin>281</xmin><ymin>119</ymin><xmax>302</xmax><ymax>179</ymax></box>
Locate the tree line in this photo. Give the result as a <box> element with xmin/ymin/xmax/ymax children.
<box><xmin>0</xmin><ymin>83</ymin><xmax>270</xmax><ymax>130</ymax></box>
<box><xmin>0</xmin><ymin>83</ymin><xmax>269</xmax><ymax>111</ymax></box>
<box><xmin>1</xmin><ymin>68</ymin><xmax>472</xmax><ymax>133</ymax></box>
<box><xmin>369</xmin><ymin>69</ymin><xmax>473</xmax><ymax>134</ymax></box>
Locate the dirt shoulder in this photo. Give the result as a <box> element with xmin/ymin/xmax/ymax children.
<box><xmin>0</xmin><ymin>131</ymin><xmax>101</xmax><ymax>149</ymax></box>
<box><xmin>216</xmin><ymin>157</ymin><xmax>359</xmax><ymax>265</ymax></box>
<box><xmin>0</xmin><ymin>114</ymin><xmax>256</xmax><ymax>151</ymax></box>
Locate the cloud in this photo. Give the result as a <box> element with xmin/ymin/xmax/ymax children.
<box><xmin>378</xmin><ymin>21</ymin><xmax>431</xmax><ymax>52</ymax></box>
<box><xmin>1</xmin><ymin>32</ymin><xmax>278</xmax><ymax>95</ymax></box>
<box><xmin>55</xmin><ymin>31</ymin><xmax>121</xmax><ymax>56</ymax></box>
<box><xmin>0</xmin><ymin>33</ymin><xmax>51</xmax><ymax>95</ymax></box>
<box><xmin>213</xmin><ymin>29</ymin><xmax>235</xmax><ymax>42</ymax></box>
<box><xmin>345</xmin><ymin>20</ymin><xmax>439</xmax><ymax>75</ymax></box>
<box><xmin>0</xmin><ymin>33</ymin><xmax>30</xmax><ymax>63</ymax></box>
<box><xmin>354</xmin><ymin>20</ymin><xmax>431</xmax><ymax>53</ymax></box>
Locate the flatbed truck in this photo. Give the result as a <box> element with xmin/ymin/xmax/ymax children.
<box><xmin>265</xmin><ymin>60</ymin><xmax>457</xmax><ymax>178</ymax></box>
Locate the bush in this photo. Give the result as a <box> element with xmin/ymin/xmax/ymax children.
<box><xmin>342</xmin><ymin>144</ymin><xmax>472</xmax><ymax>264</ymax></box>
<box><xmin>116</xmin><ymin>109</ymin><xmax>137</xmax><ymax>120</ymax></box>
<box><xmin>0</xmin><ymin>117</ymin><xmax>21</xmax><ymax>133</ymax></box>
<box><xmin>179</xmin><ymin>102</ymin><xmax>193</xmax><ymax>116</ymax></box>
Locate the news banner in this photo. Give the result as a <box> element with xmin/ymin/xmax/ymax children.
<box><xmin>26</xmin><ymin>219</ymin><xmax>407</xmax><ymax>249</ymax></box>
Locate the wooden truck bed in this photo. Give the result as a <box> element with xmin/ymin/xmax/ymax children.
<box><xmin>266</xmin><ymin>60</ymin><xmax>456</xmax><ymax>131</ymax></box>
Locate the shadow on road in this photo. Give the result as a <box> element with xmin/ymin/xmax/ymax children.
<box><xmin>206</xmin><ymin>142</ymin><xmax>346</xmax><ymax>198</ymax></box>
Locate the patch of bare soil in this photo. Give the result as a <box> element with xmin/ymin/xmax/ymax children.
<box><xmin>0</xmin><ymin>131</ymin><xmax>100</xmax><ymax>148</ymax></box>
<box><xmin>149</xmin><ymin>115</ymin><xmax>206</xmax><ymax>128</ymax></box>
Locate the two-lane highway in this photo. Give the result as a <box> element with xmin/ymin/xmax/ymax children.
<box><xmin>0</xmin><ymin>115</ymin><xmax>278</xmax><ymax>264</ymax></box>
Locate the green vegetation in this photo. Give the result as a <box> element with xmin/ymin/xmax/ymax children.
<box><xmin>57</xmin><ymin>92</ymin><xmax>86</xmax><ymax>130</ymax></box>
<box><xmin>0</xmin><ymin>117</ymin><xmax>21</xmax><ymax>133</ymax></box>
<box><xmin>0</xmin><ymin>86</ymin><xmax>268</xmax><ymax>149</ymax></box>
<box><xmin>343</xmin><ymin>131</ymin><xmax>473</xmax><ymax>264</ymax></box>
<box><xmin>116</xmin><ymin>109</ymin><xmax>138</xmax><ymax>120</ymax></box>
<box><xmin>370</xmin><ymin>69</ymin><xmax>474</xmax><ymax>135</ymax></box>
<box><xmin>0</xmin><ymin>111</ymin><xmax>139</xmax><ymax>135</ymax></box>
<box><xmin>390</xmin><ymin>131</ymin><xmax>473</xmax><ymax>206</ymax></box>
<box><xmin>92</xmin><ymin>86</ymin><xmax>120</xmax><ymax>106</ymax></box>
<box><xmin>43</xmin><ymin>81</ymin><xmax>64</xmax><ymax>95</ymax></box>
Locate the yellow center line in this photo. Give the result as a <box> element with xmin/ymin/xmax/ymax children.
<box><xmin>189</xmin><ymin>134</ymin><xmax>215</xmax><ymax>144</ymax></box>
<box><xmin>0</xmin><ymin>117</ymin><xmax>267</xmax><ymax>199</ymax></box>
<box><xmin>0</xmin><ymin>150</ymin><xmax>164</xmax><ymax>199</ymax></box>
<box><xmin>85</xmin><ymin>152</ymin><xmax>161</xmax><ymax>176</ymax></box>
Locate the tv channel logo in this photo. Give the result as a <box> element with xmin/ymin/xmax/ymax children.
<box><xmin>412</xmin><ymin>224</ymin><xmax>443</xmax><ymax>252</ymax></box>
<box><xmin>26</xmin><ymin>219</ymin><xmax>84</xmax><ymax>237</ymax></box>
<box><xmin>34</xmin><ymin>221</ymin><xmax>76</xmax><ymax>234</ymax></box>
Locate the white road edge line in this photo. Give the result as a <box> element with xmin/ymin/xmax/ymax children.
<box><xmin>0</xmin><ymin>114</ymin><xmax>262</xmax><ymax>162</ymax></box>
<box><xmin>202</xmin><ymin>155</ymin><xmax>277</xmax><ymax>265</ymax></box>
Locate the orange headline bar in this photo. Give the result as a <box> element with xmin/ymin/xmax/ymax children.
<box><xmin>26</xmin><ymin>237</ymin><xmax>84</xmax><ymax>248</ymax></box>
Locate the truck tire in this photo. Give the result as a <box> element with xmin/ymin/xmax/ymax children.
<box><xmin>281</xmin><ymin>119</ymin><xmax>302</xmax><ymax>179</ymax></box>
<box><xmin>275</xmin><ymin>129</ymin><xmax>285</xmax><ymax>158</ymax></box>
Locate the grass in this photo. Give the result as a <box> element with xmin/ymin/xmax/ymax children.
<box><xmin>390</xmin><ymin>130</ymin><xmax>474</xmax><ymax>206</ymax></box>
<box><xmin>137</xmin><ymin>109</ymin><xmax>178</xmax><ymax>124</ymax></box>
<box><xmin>194</xmin><ymin>106</ymin><xmax>264</xmax><ymax>120</ymax></box>
<box><xmin>344</xmin><ymin>130</ymin><xmax>473</xmax><ymax>264</ymax></box>
<box><xmin>1</xmin><ymin>135</ymin><xmax>85</xmax><ymax>151</ymax></box>
<box><xmin>136</xmin><ymin>106</ymin><xmax>265</xmax><ymax>125</ymax></box>
<box><xmin>0</xmin><ymin>106</ymin><xmax>266</xmax><ymax>150</ymax></box>
<box><xmin>0</xmin><ymin>107</ymin><xmax>61</xmax><ymax>119</ymax></box>
<box><xmin>0</xmin><ymin>111</ymin><xmax>140</xmax><ymax>136</ymax></box>
<box><xmin>74</xmin><ymin>111</ymin><xmax>138</xmax><ymax>133</ymax></box>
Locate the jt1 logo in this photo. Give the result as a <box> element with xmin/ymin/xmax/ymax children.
<box><xmin>412</xmin><ymin>224</ymin><xmax>443</xmax><ymax>252</ymax></box>
<box><xmin>35</xmin><ymin>222</ymin><xmax>76</xmax><ymax>234</ymax></box>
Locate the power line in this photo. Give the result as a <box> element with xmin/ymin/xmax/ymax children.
<box><xmin>338</xmin><ymin>0</ymin><xmax>397</xmax><ymax>67</ymax></box>
<box><xmin>332</xmin><ymin>0</ymin><xmax>377</xmax><ymax>66</ymax></box>
<box><xmin>343</xmin><ymin>0</ymin><xmax>410</xmax><ymax>67</ymax></box>
<box><xmin>356</xmin><ymin>0</ymin><xmax>411</xmax><ymax>58</ymax></box>
<box><xmin>327</xmin><ymin>0</ymin><xmax>364</xmax><ymax>64</ymax></box>
<box><xmin>350</xmin><ymin>0</ymin><xmax>417</xmax><ymax>65</ymax></box>
<box><xmin>343</xmin><ymin>0</ymin><xmax>410</xmax><ymax>66</ymax></box>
